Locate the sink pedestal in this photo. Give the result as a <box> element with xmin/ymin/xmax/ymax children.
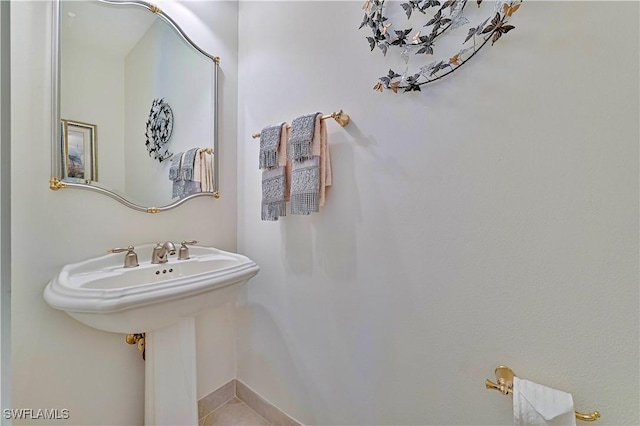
<box><xmin>144</xmin><ymin>318</ymin><xmax>198</xmax><ymax>426</ymax></box>
<box><xmin>43</xmin><ymin>244</ymin><xmax>260</xmax><ymax>425</ymax></box>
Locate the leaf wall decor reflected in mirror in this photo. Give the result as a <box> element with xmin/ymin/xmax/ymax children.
<box><xmin>51</xmin><ymin>0</ymin><xmax>220</xmax><ymax>213</ymax></box>
<box><xmin>145</xmin><ymin>98</ymin><xmax>174</xmax><ymax>163</ymax></box>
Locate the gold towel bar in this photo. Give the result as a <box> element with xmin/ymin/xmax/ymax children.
<box><xmin>252</xmin><ymin>110</ymin><xmax>350</xmax><ymax>139</ymax></box>
<box><xmin>486</xmin><ymin>366</ymin><xmax>601</xmax><ymax>422</ymax></box>
<box><xmin>168</xmin><ymin>147</ymin><xmax>213</xmax><ymax>161</ymax></box>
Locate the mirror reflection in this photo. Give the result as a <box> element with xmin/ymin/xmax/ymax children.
<box><xmin>56</xmin><ymin>0</ymin><xmax>219</xmax><ymax>210</ymax></box>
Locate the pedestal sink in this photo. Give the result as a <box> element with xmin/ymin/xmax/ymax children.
<box><xmin>44</xmin><ymin>244</ymin><xmax>259</xmax><ymax>425</ymax></box>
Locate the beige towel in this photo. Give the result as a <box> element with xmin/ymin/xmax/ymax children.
<box><xmin>199</xmin><ymin>151</ymin><xmax>207</xmax><ymax>191</ymax></box>
<box><xmin>281</xmin><ymin>124</ymin><xmax>292</xmax><ymax>202</ymax></box>
<box><xmin>199</xmin><ymin>150</ymin><xmax>214</xmax><ymax>192</ymax></box>
<box><xmin>320</xmin><ymin>115</ymin><xmax>331</xmax><ymax>206</ymax></box>
<box><xmin>310</xmin><ymin>114</ymin><xmax>331</xmax><ymax>207</ymax></box>
<box><xmin>193</xmin><ymin>149</ymin><xmax>202</xmax><ymax>183</ymax></box>
<box><xmin>278</xmin><ymin>123</ymin><xmax>289</xmax><ymax>167</ymax></box>
<box><xmin>206</xmin><ymin>152</ymin><xmax>214</xmax><ymax>191</ymax></box>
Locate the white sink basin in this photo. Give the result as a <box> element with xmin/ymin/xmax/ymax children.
<box><xmin>44</xmin><ymin>244</ymin><xmax>259</xmax><ymax>333</ymax></box>
<box><xmin>44</xmin><ymin>243</ymin><xmax>259</xmax><ymax>425</ymax></box>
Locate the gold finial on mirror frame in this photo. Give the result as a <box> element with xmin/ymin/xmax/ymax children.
<box><xmin>49</xmin><ymin>177</ymin><xmax>67</xmax><ymax>191</ymax></box>
<box><xmin>148</xmin><ymin>3</ymin><xmax>162</xmax><ymax>14</ymax></box>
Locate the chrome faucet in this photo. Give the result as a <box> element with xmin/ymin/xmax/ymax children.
<box><xmin>151</xmin><ymin>241</ymin><xmax>176</xmax><ymax>264</ymax></box>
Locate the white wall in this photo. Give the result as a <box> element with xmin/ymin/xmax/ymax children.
<box><xmin>124</xmin><ymin>19</ymin><xmax>171</xmax><ymax>206</ymax></box>
<box><xmin>61</xmin><ymin>33</ymin><xmax>125</xmax><ymax>192</ymax></box>
<box><xmin>124</xmin><ymin>18</ymin><xmax>214</xmax><ymax>207</ymax></box>
<box><xmin>0</xmin><ymin>0</ymin><xmax>11</xmax><ymax>417</ymax></box>
<box><xmin>11</xmin><ymin>1</ymin><xmax>238</xmax><ymax>424</ymax></box>
<box><xmin>237</xmin><ymin>2</ymin><xmax>639</xmax><ymax>425</ymax></box>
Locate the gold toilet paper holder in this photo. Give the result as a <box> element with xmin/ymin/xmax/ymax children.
<box><xmin>485</xmin><ymin>366</ymin><xmax>601</xmax><ymax>422</ymax></box>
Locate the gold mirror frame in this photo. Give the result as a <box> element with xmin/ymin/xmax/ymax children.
<box><xmin>50</xmin><ymin>0</ymin><xmax>220</xmax><ymax>213</ymax></box>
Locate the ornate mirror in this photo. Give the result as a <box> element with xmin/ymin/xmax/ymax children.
<box><xmin>51</xmin><ymin>0</ymin><xmax>219</xmax><ymax>213</ymax></box>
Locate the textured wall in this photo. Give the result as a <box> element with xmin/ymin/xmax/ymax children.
<box><xmin>237</xmin><ymin>2</ymin><xmax>639</xmax><ymax>424</ymax></box>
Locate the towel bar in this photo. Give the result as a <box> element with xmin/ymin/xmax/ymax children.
<box><xmin>486</xmin><ymin>366</ymin><xmax>600</xmax><ymax>422</ymax></box>
<box><xmin>252</xmin><ymin>110</ymin><xmax>350</xmax><ymax>139</ymax></box>
<box><xmin>168</xmin><ymin>147</ymin><xmax>213</xmax><ymax>161</ymax></box>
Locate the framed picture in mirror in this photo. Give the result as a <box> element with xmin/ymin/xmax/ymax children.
<box><xmin>61</xmin><ymin>119</ymin><xmax>97</xmax><ymax>182</ymax></box>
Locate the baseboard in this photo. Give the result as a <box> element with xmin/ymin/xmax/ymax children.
<box><xmin>198</xmin><ymin>379</ymin><xmax>301</xmax><ymax>426</ymax></box>
<box><xmin>235</xmin><ymin>379</ymin><xmax>301</xmax><ymax>426</ymax></box>
<box><xmin>198</xmin><ymin>379</ymin><xmax>236</xmax><ymax>420</ymax></box>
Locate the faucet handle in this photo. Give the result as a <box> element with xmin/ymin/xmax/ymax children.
<box><xmin>108</xmin><ymin>245</ymin><xmax>136</xmax><ymax>254</ymax></box>
<box><xmin>108</xmin><ymin>245</ymin><xmax>139</xmax><ymax>268</ymax></box>
<box><xmin>178</xmin><ymin>240</ymin><xmax>198</xmax><ymax>260</ymax></box>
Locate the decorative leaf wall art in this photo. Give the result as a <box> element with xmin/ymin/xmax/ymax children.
<box><xmin>145</xmin><ymin>98</ymin><xmax>174</xmax><ymax>163</ymax></box>
<box><xmin>360</xmin><ymin>0</ymin><xmax>522</xmax><ymax>93</ymax></box>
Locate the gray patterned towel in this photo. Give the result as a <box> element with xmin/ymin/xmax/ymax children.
<box><xmin>169</xmin><ymin>153</ymin><xmax>182</xmax><ymax>181</ymax></box>
<box><xmin>180</xmin><ymin>148</ymin><xmax>200</xmax><ymax>181</ymax></box>
<box><xmin>288</xmin><ymin>113</ymin><xmax>319</xmax><ymax>162</ymax></box>
<box><xmin>259</xmin><ymin>124</ymin><xmax>283</xmax><ymax>169</ymax></box>
<box><xmin>173</xmin><ymin>181</ymin><xmax>185</xmax><ymax>199</ymax></box>
<box><xmin>261</xmin><ymin>167</ymin><xmax>287</xmax><ymax>221</ymax></box>
<box><xmin>290</xmin><ymin>157</ymin><xmax>319</xmax><ymax>215</ymax></box>
<box><xmin>183</xmin><ymin>177</ymin><xmax>202</xmax><ymax>197</ymax></box>
<box><xmin>172</xmin><ymin>153</ymin><xmax>185</xmax><ymax>198</ymax></box>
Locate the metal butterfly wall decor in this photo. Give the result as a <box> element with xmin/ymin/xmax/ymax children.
<box><xmin>360</xmin><ymin>0</ymin><xmax>522</xmax><ymax>93</ymax></box>
<box><xmin>145</xmin><ymin>98</ymin><xmax>174</xmax><ymax>163</ymax></box>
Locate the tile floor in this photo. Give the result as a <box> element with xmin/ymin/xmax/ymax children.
<box><xmin>200</xmin><ymin>397</ymin><xmax>272</xmax><ymax>426</ymax></box>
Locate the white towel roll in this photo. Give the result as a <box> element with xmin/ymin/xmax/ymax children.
<box><xmin>513</xmin><ymin>377</ymin><xmax>576</xmax><ymax>426</ymax></box>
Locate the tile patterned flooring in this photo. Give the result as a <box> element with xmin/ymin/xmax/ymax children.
<box><xmin>200</xmin><ymin>397</ymin><xmax>272</xmax><ymax>426</ymax></box>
